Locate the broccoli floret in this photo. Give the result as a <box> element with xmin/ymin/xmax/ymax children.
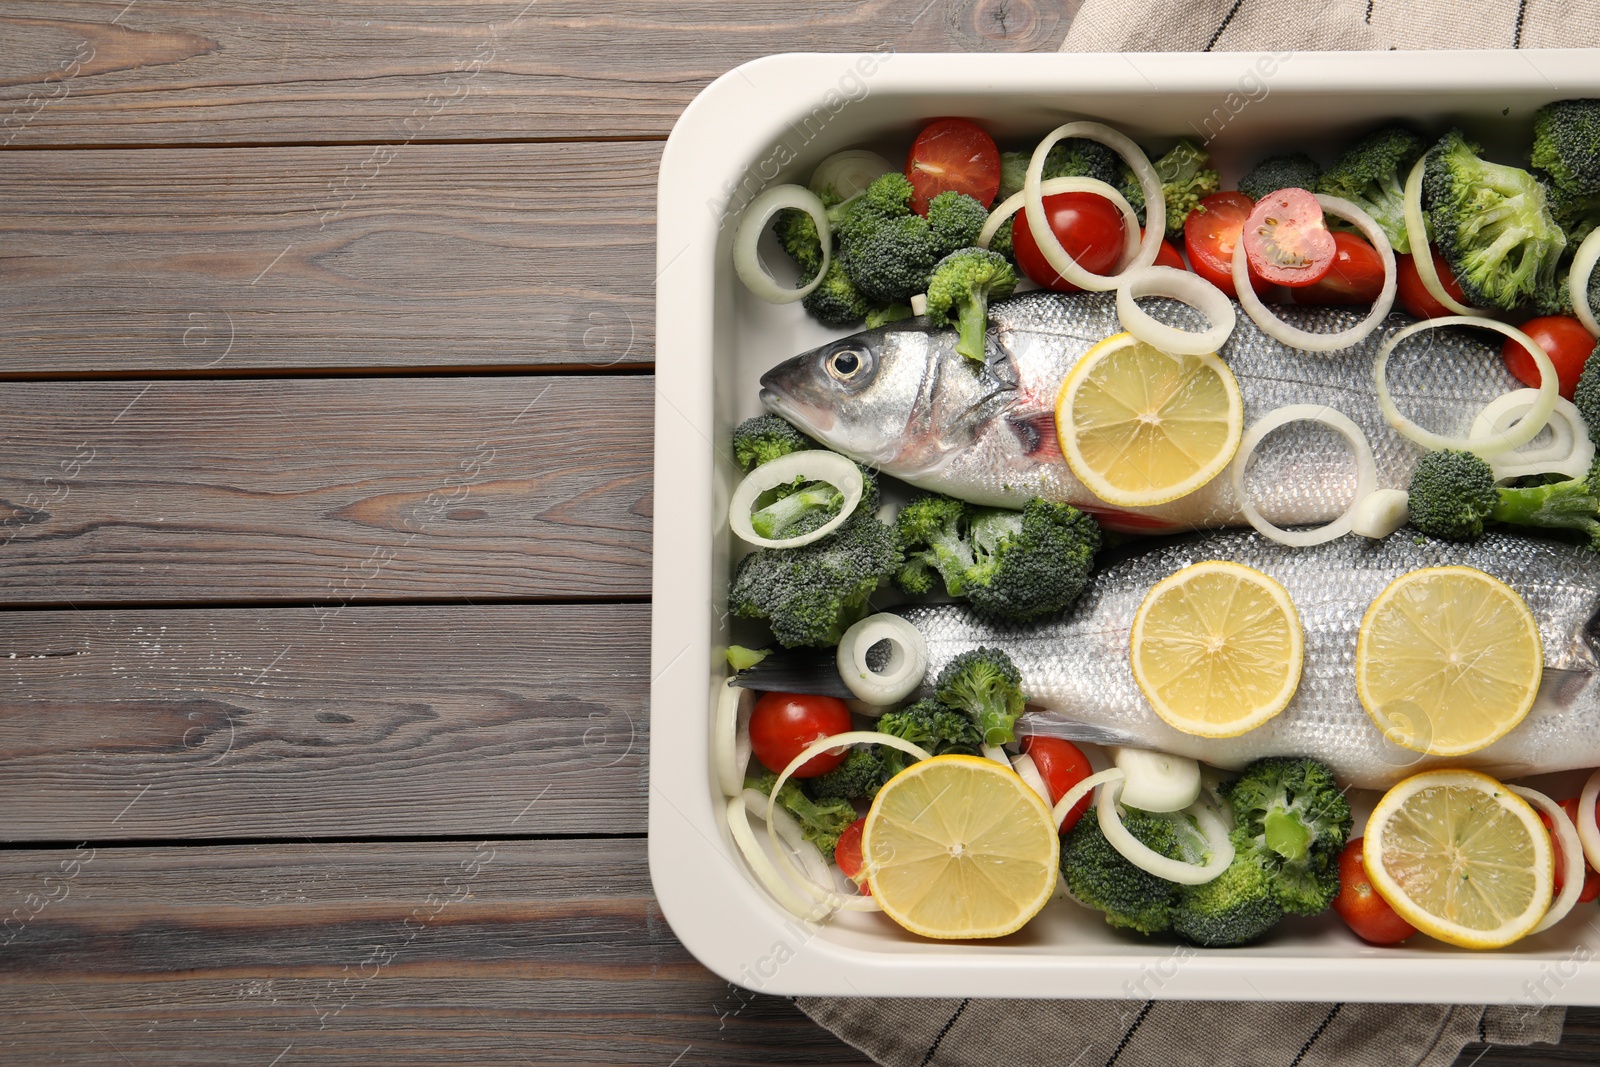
<box><xmin>998</xmin><ymin>150</ymin><xmax>1030</xmax><ymax>202</ymax></box>
<box><xmin>1318</xmin><ymin>126</ymin><xmax>1427</xmax><ymax>253</ymax></box>
<box><xmin>1171</xmin><ymin>848</ymin><xmax>1284</xmax><ymax>947</ymax></box>
<box><xmin>1238</xmin><ymin>152</ymin><xmax>1321</xmax><ymax>202</ymax></box>
<box><xmin>1532</xmin><ymin>99</ymin><xmax>1600</xmax><ymax>244</ymax></box>
<box><xmin>1043</xmin><ymin>138</ymin><xmax>1124</xmax><ymax>185</ymax></box>
<box><xmin>894</xmin><ymin>493</ymin><xmax>975</xmax><ymax>595</ymax></box>
<box><xmin>745</xmin><ymin>771</ymin><xmax>857</xmax><ymax>863</ymax></box>
<box><xmin>864</xmin><ymin>303</ymin><xmax>914</xmax><ymax>328</ymax></box>
<box><xmin>731</xmin><ymin>414</ymin><xmax>816</xmax><ymax>473</ymax></box>
<box><xmin>1576</xmin><ymin>348</ymin><xmax>1600</xmax><ymax>445</ymax></box>
<box><xmin>1424</xmin><ymin>129</ymin><xmax>1567</xmax><ymax>311</ymax></box>
<box><xmin>836</xmin><ymin>173</ymin><xmax>988</xmax><ymax>304</ymax></box>
<box><xmin>807</xmin><ymin>745</ymin><xmax>890</xmax><ymax>802</ymax></box>
<box><xmin>774</xmin><ymin>207</ymin><xmax>827</xmax><ymax>282</ymax></box>
<box><xmin>1151</xmin><ymin>140</ymin><xmax>1222</xmax><ymax>236</ymax></box>
<box><xmin>924</xmin><ymin>248</ymin><xmax>1018</xmax><ymax>364</ymax></box>
<box><xmin>749</xmin><ymin>476</ymin><xmax>845</xmax><ymax>540</ymax></box>
<box><xmin>934</xmin><ymin>647</ymin><xmax>1025</xmax><ymax>747</ymax></box>
<box><xmin>875</xmin><ymin>698</ymin><xmax>983</xmax><ymax>776</ymax></box>
<box><xmin>1059</xmin><ymin>805</ymin><xmax>1183</xmax><ymax>935</ymax></box>
<box><xmin>728</xmin><ymin>509</ymin><xmax>902</xmax><ymax>647</ymax></box>
<box><xmin>1119</xmin><ymin>164</ymin><xmax>1147</xmax><ymax>226</ymax></box>
<box><xmin>988</xmin><ymin>216</ymin><xmax>1016</xmax><ymax>264</ymax></box>
<box><xmin>1224</xmin><ymin>758</ymin><xmax>1351</xmax><ymax>916</ymax></box>
<box><xmin>802</xmin><ymin>257</ymin><xmax>876</xmax><ymax>328</ymax></box>
<box><xmin>1407</xmin><ymin>448</ymin><xmax>1600</xmax><ymax>548</ymax></box>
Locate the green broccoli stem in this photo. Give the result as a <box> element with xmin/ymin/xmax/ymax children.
<box><xmin>749</xmin><ymin>483</ymin><xmax>843</xmax><ymax>539</ymax></box>
<box><xmin>1263</xmin><ymin>808</ymin><xmax>1311</xmax><ymax>864</ymax></box>
<box><xmin>1491</xmin><ymin>480</ymin><xmax>1600</xmax><ymax>535</ymax></box>
<box><xmin>955</xmin><ymin>298</ymin><xmax>989</xmax><ymax>363</ymax></box>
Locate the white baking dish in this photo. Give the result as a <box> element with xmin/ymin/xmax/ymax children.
<box><xmin>649</xmin><ymin>49</ymin><xmax>1600</xmax><ymax>1002</ymax></box>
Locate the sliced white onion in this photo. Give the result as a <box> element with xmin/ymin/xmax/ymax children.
<box><xmin>1052</xmin><ymin>767</ymin><xmax>1125</xmax><ymax>832</ymax></box>
<box><xmin>726</xmin><ymin>795</ymin><xmax>834</xmax><ymax>921</ymax></box>
<box><xmin>1011</xmin><ymin>752</ymin><xmax>1053</xmax><ymax>808</ymax></box>
<box><xmin>1578</xmin><ymin>768</ymin><xmax>1600</xmax><ymax>876</ymax></box>
<box><xmin>910</xmin><ymin>292</ymin><xmax>927</xmax><ymax>316</ymax></box>
<box><xmin>733</xmin><ymin>184</ymin><xmax>831</xmax><ymax>304</ymax></box>
<box><xmin>809</xmin><ymin>150</ymin><xmax>893</xmax><ymax>204</ymax></box>
<box><xmin>1021</xmin><ymin>122</ymin><xmax>1163</xmax><ymax>291</ymax></box>
<box><xmin>1230</xmin><ymin>404</ymin><xmax>1377</xmax><ymax>547</ymax></box>
<box><xmin>977</xmin><ymin>176</ymin><xmax>1140</xmax><ymax>269</ymax></box>
<box><xmin>1571</xmin><ymin>226</ymin><xmax>1600</xmax><ymax>339</ymax></box>
<box><xmin>1401</xmin><ymin>156</ymin><xmax>1489</xmax><ymax>318</ymax></box>
<box><xmin>1231</xmin><ymin>194</ymin><xmax>1397</xmax><ymax>353</ymax></box>
<box><xmin>714</xmin><ymin>682</ymin><xmax>757</xmax><ymax>797</ymax></box>
<box><xmin>1111</xmin><ymin>748</ymin><xmax>1201</xmax><ymax>813</ymax></box>
<box><xmin>836</xmin><ymin>614</ymin><xmax>927</xmax><ymax>705</ymax></box>
<box><xmin>728</xmin><ymin>450</ymin><xmax>864</xmax><ymax>549</ymax></box>
<box><xmin>982</xmin><ymin>743</ymin><xmax>1011</xmax><ymax>766</ymax></box>
<box><xmin>1350</xmin><ymin>488</ymin><xmax>1410</xmax><ymax>540</ymax></box>
<box><xmin>749</xmin><ymin>787</ymin><xmax>881</xmax><ymax>913</ymax></box>
<box><xmin>1509</xmin><ymin>785</ymin><xmax>1584</xmax><ymax>934</ymax></box>
<box><xmin>1375</xmin><ymin>318</ymin><xmax>1557</xmax><ymax>457</ymax></box>
<box><xmin>1096</xmin><ymin>779</ymin><xmax>1233</xmax><ymax>885</ymax></box>
<box><xmin>1473</xmin><ymin>392</ymin><xmax>1595</xmax><ymax>481</ymax></box>
<box><xmin>1114</xmin><ymin>265</ymin><xmax>1236</xmax><ymax>356</ymax></box>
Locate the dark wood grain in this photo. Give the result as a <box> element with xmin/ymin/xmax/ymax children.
<box><xmin>0</xmin><ymin>839</ymin><xmax>872</xmax><ymax>1066</ymax></box>
<box><xmin>0</xmin><ymin>376</ymin><xmax>653</xmax><ymax>603</ymax></box>
<box><xmin>0</xmin><ymin>0</ymin><xmax>1078</xmax><ymax>147</ymax></box>
<box><xmin>0</xmin><ymin>142</ymin><xmax>655</xmax><ymax>374</ymax></box>
<box><xmin>0</xmin><ymin>604</ymin><xmax>646</xmax><ymax>841</ymax></box>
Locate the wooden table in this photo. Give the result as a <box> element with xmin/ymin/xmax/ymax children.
<box><xmin>0</xmin><ymin>4</ymin><xmax>1594</xmax><ymax>1063</ymax></box>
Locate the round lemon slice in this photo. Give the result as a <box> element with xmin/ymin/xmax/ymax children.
<box><xmin>1130</xmin><ymin>560</ymin><xmax>1303</xmax><ymax>737</ymax></box>
<box><xmin>1055</xmin><ymin>332</ymin><xmax>1243</xmax><ymax>507</ymax></box>
<box><xmin>862</xmin><ymin>754</ymin><xmax>1058</xmax><ymax>939</ymax></box>
<box><xmin>1356</xmin><ymin>566</ymin><xmax>1542</xmax><ymax>757</ymax></box>
<box><xmin>1364</xmin><ymin>769</ymin><xmax>1552</xmax><ymax>949</ymax></box>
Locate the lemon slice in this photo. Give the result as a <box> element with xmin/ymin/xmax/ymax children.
<box><xmin>1356</xmin><ymin>566</ymin><xmax>1542</xmax><ymax>757</ymax></box>
<box><xmin>1364</xmin><ymin>769</ymin><xmax>1551</xmax><ymax>949</ymax></box>
<box><xmin>862</xmin><ymin>754</ymin><xmax>1058</xmax><ymax>939</ymax></box>
<box><xmin>1130</xmin><ymin>560</ymin><xmax>1303</xmax><ymax>737</ymax></box>
<box><xmin>1056</xmin><ymin>332</ymin><xmax>1243</xmax><ymax>507</ymax></box>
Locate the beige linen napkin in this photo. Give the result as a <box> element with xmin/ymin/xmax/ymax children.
<box><xmin>796</xmin><ymin>3</ymin><xmax>1596</xmax><ymax>1064</ymax></box>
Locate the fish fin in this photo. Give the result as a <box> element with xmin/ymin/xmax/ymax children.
<box><xmin>1007</xmin><ymin>412</ymin><xmax>1061</xmax><ymax>460</ymax></box>
<box><xmin>732</xmin><ymin>646</ymin><xmax>855</xmax><ymax>699</ymax></box>
<box><xmin>1017</xmin><ymin>711</ymin><xmax>1145</xmax><ymax>748</ymax></box>
<box><xmin>1540</xmin><ymin>666</ymin><xmax>1593</xmax><ymax>707</ymax></box>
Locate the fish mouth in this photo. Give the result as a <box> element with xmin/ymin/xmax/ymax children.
<box><xmin>759</xmin><ymin>383</ymin><xmax>835</xmax><ymax>435</ymax></box>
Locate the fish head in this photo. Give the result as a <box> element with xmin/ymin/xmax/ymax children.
<box><xmin>758</xmin><ymin>321</ymin><xmax>1011</xmax><ymax>471</ymax></box>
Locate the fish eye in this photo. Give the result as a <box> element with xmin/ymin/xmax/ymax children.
<box><xmin>826</xmin><ymin>345</ymin><xmax>869</xmax><ymax>382</ymax></box>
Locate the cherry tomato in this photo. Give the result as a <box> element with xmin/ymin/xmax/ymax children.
<box><xmin>1183</xmin><ymin>191</ymin><xmax>1272</xmax><ymax>298</ymax></box>
<box><xmin>1548</xmin><ymin>799</ymin><xmax>1600</xmax><ymax>904</ymax></box>
<box><xmin>1012</xmin><ymin>192</ymin><xmax>1126</xmax><ymax>292</ymax></box>
<box><xmin>1019</xmin><ymin>735</ymin><xmax>1094</xmax><ymax>833</ymax></box>
<box><xmin>834</xmin><ymin>817</ymin><xmax>869</xmax><ymax>895</ymax></box>
<box><xmin>1332</xmin><ymin>837</ymin><xmax>1415</xmax><ymax>945</ymax></box>
<box><xmin>1395</xmin><ymin>247</ymin><xmax>1468</xmax><ymax>320</ymax></box>
<box><xmin>1502</xmin><ymin>315</ymin><xmax>1596</xmax><ymax>401</ymax></box>
<box><xmin>1290</xmin><ymin>232</ymin><xmax>1387</xmax><ymax>305</ymax></box>
<box><xmin>905</xmin><ymin>118</ymin><xmax>1001</xmax><ymax>215</ymax></box>
<box><xmin>749</xmin><ymin>692</ymin><xmax>852</xmax><ymax>778</ymax></box>
<box><xmin>1242</xmin><ymin>188</ymin><xmax>1336</xmax><ymax>288</ymax></box>
<box><xmin>1147</xmin><ymin>232</ymin><xmax>1186</xmax><ymax>271</ymax></box>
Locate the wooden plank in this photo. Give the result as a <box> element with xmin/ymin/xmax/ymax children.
<box><xmin>0</xmin><ymin>376</ymin><xmax>653</xmax><ymax>603</ymax></box>
<box><xmin>0</xmin><ymin>839</ymin><xmax>872</xmax><ymax>1066</ymax></box>
<box><xmin>0</xmin><ymin>0</ymin><xmax>1078</xmax><ymax>147</ymax></box>
<box><xmin>0</xmin><ymin>142</ymin><xmax>655</xmax><ymax>374</ymax></box>
<box><xmin>0</xmin><ymin>604</ymin><xmax>648</xmax><ymax>841</ymax></box>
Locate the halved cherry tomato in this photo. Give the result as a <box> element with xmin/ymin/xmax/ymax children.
<box><xmin>1395</xmin><ymin>247</ymin><xmax>1468</xmax><ymax>320</ymax></box>
<box><xmin>1012</xmin><ymin>192</ymin><xmax>1126</xmax><ymax>292</ymax></box>
<box><xmin>1290</xmin><ymin>232</ymin><xmax>1386</xmax><ymax>305</ymax></box>
<box><xmin>1549</xmin><ymin>798</ymin><xmax>1600</xmax><ymax>904</ymax></box>
<box><xmin>905</xmin><ymin>118</ymin><xmax>1001</xmax><ymax>215</ymax></box>
<box><xmin>1242</xmin><ymin>188</ymin><xmax>1336</xmax><ymax>288</ymax></box>
<box><xmin>1332</xmin><ymin>837</ymin><xmax>1416</xmax><ymax>945</ymax></box>
<box><xmin>749</xmin><ymin>692</ymin><xmax>852</xmax><ymax>778</ymax></box>
<box><xmin>1146</xmin><ymin>231</ymin><xmax>1186</xmax><ymax>272</ymax></box>
<box><xmin>1019</xmin><ymin>735</ymin><xmax>1094</xmax><ymax>833</ymax></box>
<box><xmin>834</xmin><ymin>817</ymin><xmax>869</xmax><ymax>895</ymax></box>
<box><xmin>1183</xmin><ymin>191</ymin><xmax>1272</xmax><ymax>298</ymax></box>
<box><xmin>1502</xmin><ymin>315</ymin><xmax>1596</xmax><ymax>401</ymax></box>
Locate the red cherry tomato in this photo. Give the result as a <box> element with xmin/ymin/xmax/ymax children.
<box><xmin>1184</xmin><ymin>191</ymin><xmax>1272</xmax><ymax>298</ymax></box>
<box><xmin>1501</xmin><ymin>315</ymin><xmax>1596</xmax><ymax>401</ymax></box>
<box><xmin>1019</xmin><ymin>735</ymin><xmax>1094</xmax><ymax>833</ymax></box>
<box><xmin>749</xmin><ymin>692</ymin><xmax>852</xmax><ymax>778</ymax></box>
<box><xmin>1395</xmin><ymin>247</ymin><xmax>1468</xmax><ymax>320</ymax></box>
<box><xmin>1332</xmin><ymin>837</ymin><xmax>1416</xmax><ymax>945</ymax></box>
<box><xmin>1147</xmin><ymin>232</ymin><xmax>1186</xmax><ymax>271</ymax></box>
<box><xmin>1241</xmin><ymin>188</ymin><xmax>1336</xmax><ymax>288</ymax></box>
<box><xmin>1549</xmin><ymin>799</ymin><xmax>1600</xmax><ymax>904</ymax></box>
<box><xmin>1012</xmin><ymin>192</ymin><xmax>1127</xmax><ymax>292</ymax></box>
<box><xmin>834</xmin><ymin>817</ymin><xmax>869</xmax><ymax>895</ymax></box>
<box><xmin>1290</xmin><ymin>232</ymin><xmax>1387</xmax><ymax>305</ymax></box>
<box><xmin>905</xmin><ymin>118</ymin><xmax>1001</xmax><ymax>215</ymax></box>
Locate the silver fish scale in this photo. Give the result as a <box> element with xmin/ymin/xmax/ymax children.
<box><xmin>901</xmin><ymin>530</ymin><xmax>1600</xmax><ymax>788</ymax></box>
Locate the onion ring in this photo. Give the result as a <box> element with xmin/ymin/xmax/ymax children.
<box><xmin>1571</xmin><ymin>225</ymin><xmax>1600</xmax><ymax>338</ymax></box>
<box><xmin>713</xmin><ymin>681</ymin><xmax>756</xmax><ymax>797</ymax></box>
<box><xmin>732</xmin><ymin>184</ymin><xmax>831</xmax><ymax>304</ymax></box>
<box><xmin>1096</xmin><ymin>779</ymin><xmax>1233</xmax><ymax>885</ymax></box>
<box><xmin>1473</xmin><ymin>392</ymin><xmax>1595</xmax><ymax>481</ymax></box>
<box><xmin>809</xmin><ymin>150</ymin><xmax>892</xmax><ymax>203</ymax></box>
<box><xmin>982</xmin><ymin>743</ymin><xmax>1010</xmax><ymax>766</ymax></box>
<box><xmin>1114</xmin><ymin>265</ymin><xmax>1237</xmax><ymax>356</ymax></box>
<box><xmin>1230</xmin><ymin>405</ymin><xmax>1377</xmax><ymax>547</ymax></box>
<box><xmin>728</xmin><ymin>450</ymin><xmax>864</xmax><ymax>549</ymax></box>
<box><xmin>1051</xmin><ymin>767</ymin><xmax>1125</xmax><ymax>831</ymax></box>
<box><xmin>726</xmin><ymin>795</ymin><xmax>834</xmax><ymax>921</ymax></box>
<box><xmin>978</xmin><ymin>176</ymin><xmax>1140</xmax><ymax>268</ymax></box>
<box><xmin>1375</xmin><ymin>317</ymin><xmax>1557</xmax><ymax>457</ymax></box>
<box><xmin>1021</xmin><ymin>121</ymin><xmax>1164</xmax><ymax>291</ymax></box>
<box><xmin>1010</xmin><ymin>753</ymin><xmax>1053</xmax><ymax>808</ymax></box>
<box><xmin>1509</xmin><ymin>785</ymin><xmax>1583</xmax><ymax>934</ymax></box>
<box><xmin>835</xmin><ymin>613</ymin><xmax>928</xmax><ymax>706</ymax></box>
<box><xmin>1231</xmin><ymin>194</ymin><xmax>1397</xmax><ymax>353</ymax></box>
<box><xmin>1402</xmin><ymin>157</ymin><xmax>1489</xmax><ymax>318</ymax></box>
<box><xmin>1578</xmin><ymin>768</ymin><xmax>1600</xmax><ymax>876</ymax></box>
